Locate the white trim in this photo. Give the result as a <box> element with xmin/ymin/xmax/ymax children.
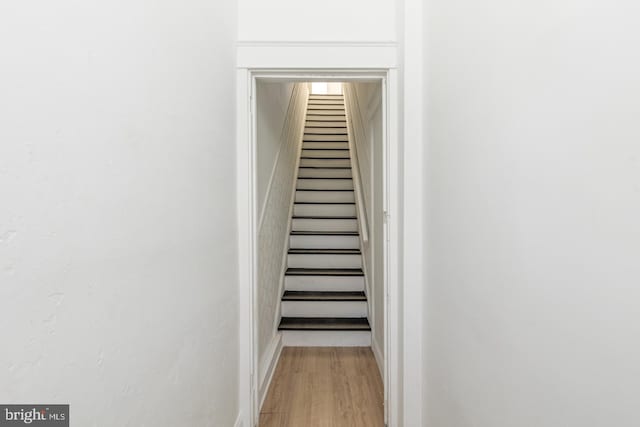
<box><xmin>401</xmin><ymin>0</ymin><xmax>425</xmax><ymax>424</ymax></box>
<box><xmin>237</xmin><ymin>45</ymin><xmax>397</xmax><ymax>70</ymax></box>
<box><xmin>258</xmin><ymin>333</ymin><xmax>283</xmax><ymax>410</ymax></box>
<box><xmin>236</xmin><ymin>68</ymin><xmax>257</xmax><ymax>427</ymax></box>
<box><xmin>237</xmin><ymin>41</ymin><xmax>398</xmax><ymax>48</ymax></box>
<box><xmin>237</xmin><ymin>64</ymin><xmax>401</xmax><ymax>427</ymax></box>
<box><xmin>233</xmin><ymin>413</ymin><xmax>243</xmax><ymax>427</ymax></box>
<box><xmin>343</xmin><ymin>86</ymin><xmax>370</xmax><ymax>244</ymax></box>
<box><xmin>384</xmin><ymin>69</ymin><xmax>401</xmax><ymax>427</ymax></box>
<box><xmin>372</xmin><ymin>335</ymin><xmax>384</xmax><ymax>378</ymax></box>
<box><xmin>343</xmin><ymin>83</ymin><xmax>374</xmax><ymax>342</ymax></box>
<box><xmin>269</xmin><ymin>84</ymin><xmax>309</xmax><ymax>335</ymax></box>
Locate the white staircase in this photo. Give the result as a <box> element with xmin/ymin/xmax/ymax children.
<box><xmin>278</xmin><ymin>93</ymin><xmax>371</xmax><ymax>347</ymax></box>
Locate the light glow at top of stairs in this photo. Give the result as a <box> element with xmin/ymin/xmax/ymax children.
<box><xmin>311</xmin><ymin>82</ymin><xmax>343</xmax><ymax>95</ymax></box>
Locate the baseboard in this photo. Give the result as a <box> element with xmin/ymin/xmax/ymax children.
<box><xmin>372</xmin><ymin>336</ymin><xmax>384</xmax><ymax>377</ymax></box>
<box><xmin>282</xmin><ymin>330</ymin><xmax>371</xmax><ymax>347</ymax></box>
<box><xmin>259</xmin><ymin>333</ymin><xmax>284</xmax><ymax>410</ymax></box>
<box><xmin>233</xmin><ymin>413</ymin><xmax>242</xmax><ymax>427</ymax></box>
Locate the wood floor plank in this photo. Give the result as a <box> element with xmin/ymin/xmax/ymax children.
<box><xmin>260</xmin><ymin>347</ymin><xmax>384</xmax><ymax>427</ymax></box>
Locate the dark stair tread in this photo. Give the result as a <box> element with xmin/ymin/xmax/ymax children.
<box><xmin>290</xmin><ymin>230</ymin><xmax>358</xmax><ymax>235</ymax></box>
<box><xmin>297</xmin><ymin>177</ymin><xmax>353</xmax><ymax>180</ymax></box>
<box><xmin>298</xmin><ymin>167</ymin><xmax>352</xmax><ymax>169</ymax></box>
<box><xmin>295</xmin><ymin>189</ymin><xmax>354</xmax><ymax>192</ymax></box>
<box><xmin>278</xmin><ymin>317</ymin><xmax>370</xmax><ymax>331</ymax></box>
<box><xmin>282</xmin><ymin>291</ymin><xmax>366</xmax><ymax>301</ymax></box>
<box><xmin>293</xmin><ymin>202</ymin><xmax>355</xmax><ymax>205</ymax></box>
<box><xmin>285</xmin><ymin>268</ymin><xmax>364</xmax><ymax>276</ymax></box>
<box><xmin>293</xmin><ymin>216</ymin><xmax>357</xmax><ymax>219</ymax></box>
<box><xmin>289</xmin><ymin>248</ymin><xmax>361</xmax><ymax>254</ymax></box>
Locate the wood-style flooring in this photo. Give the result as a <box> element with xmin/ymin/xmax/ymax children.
<box><xmin>260</xmin><ymin>347</ymin><xmax>384</xmax><ymax>427</ymax></box>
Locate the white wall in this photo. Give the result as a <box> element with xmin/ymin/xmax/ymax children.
<box><xmin>344</xmin><ymin>82</ymin><xmax>385</xmax><ymax>367</ymax></box>
<box><xmin>238</xmin><ymin>0</ymin><xmax>397</xmax><ymax>42</ymax></box>
<box><xmin>257</xmin><ymin>82</ymin><xmax>296</xmax><ymax>211</ymax></box>
<box><xmin>256</xmin><ymin>83</ymin><xmax>308</xmax><ymax>384</ymax></box>
<box><xmin>0</xmin><ymin>0</ymin><xmax>239</xmax><ymax>425</ymax></box>
<box><xmin>424</xmin><ymin>0</ymin><xmax>640</xmax><ymax>425</ymax></box>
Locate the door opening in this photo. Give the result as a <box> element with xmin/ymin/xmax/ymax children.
<box><xmin>237</xmin><ymin>71</ymin><xmax>399</xmax><ymax>427</ymax></box>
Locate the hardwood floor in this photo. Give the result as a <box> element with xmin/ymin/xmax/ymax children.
<box><xmin>260</xmin><ymin>347</ymin><xmax>384</xmax><ymax>427</ymax></box>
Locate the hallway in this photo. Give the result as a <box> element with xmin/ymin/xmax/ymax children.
<box><xmin>260</xmin><ymin>347</ymin><xmax>384</xmax><ymax>427</ymax></box>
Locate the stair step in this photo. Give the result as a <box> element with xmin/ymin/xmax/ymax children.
<box><xmin>304</xmin><ymin>134</ymin><xmax>348</xmax><ymax>142</ymax></box>
<box><xmin>297</xmin><ymin>178</ymin><xmax>353</xmax><ymax>190</ymax></box>
<box><xmin>290</xmin><ymin>234</ymin><xmax>360</xmax><ymax>250</ymax></box>
<box><xmin>295</xmin><ymin>190</ymin><xmax>355</xmax><ymax>203</ymax></box>
<box><xmin>306</xmin><ymin>114</ymin><xmax>346</xmax><ymax>121</ymax></box>
<box><xmin>294</xmin><ymin>203</ymin><xmax>356</xmax><ymax>217</ymax></box>
<box><xmin>289</xmin><ymin>248</ymin><xmax>361</xmax><ymax>254</ymax></box>
<box><xmin>288</xmin><ymin>252</ymin><xmax>362</xmax><ymax>269</ymax></box>
<box><xmin>279</xmin><ymin>317</ymin><xmax>370</xmax><ymax>330</ymax></box>
<box><xmin>290</xmin><ymin>231</ymin><xmax>358</xmax><ymax>235</ymax></box>
<box><xmin>298</xmin><ymin>167</ymin><xmax>352</xmax><ymax>178</ymax></box>
<box><xmin>285</xmin><ymin>274</ymin><xmax>364</xmax><ymax>292</ymax></box>
<box><xmin>281</xmin><ymin>300</ymin><xmax>368</xmax><ymax>317</ymax></box>
<box><xmin>305</xmin><ymin>121</ymin><xmax>347</xmax><ymax>127</ymax></box>
<box><xmin>307</xmin><ymin>99</ymin><xmax>345</xmax><ymax>105</ymax></box>
<box><xmin>301</xmin><ymin>149</ymin><xmax>350</xmax><ymax>158</ymax></box>
<box><xmin>282</xmin><ymin>291</ymin><xmax>366</xmax><ymax>301</ymax></box>
<box><xmin>307</xmin><ymin>104</ymin><xmax>345</xmax><ymax>110</ymax></box>
<box><xmin>299</xmin><ymin>158</ymin><xmax>351</xmax><ymax>167</ymax></box>
<box><xmin>304</xmin><ymin>127</ymin><xmax>348</xmax><ymax>135</ymax></box>
<box><xmin>303</xmin><ymin>142</ymin><xmax>349</xmax><ymax>150</ymax></box>
<box><xmin>286</xmin><ymin>268</ymin><xmax>364</xmax><ymax>276</ymax></box>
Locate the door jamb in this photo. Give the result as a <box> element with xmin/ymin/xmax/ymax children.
<box><xmin>236</xmin><ymin>69</ymin><xmax>400</xmax><ymax>427</ymax></box>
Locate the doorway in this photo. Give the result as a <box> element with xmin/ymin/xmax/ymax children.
<box><xmin>237</xmin><ymin>71</ymin><xmax>399</xmax><ymax>427</ymax></box>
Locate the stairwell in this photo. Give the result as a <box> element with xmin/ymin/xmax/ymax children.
<box><xmin>278</xmin><ymin>93</ymin><xmax>371</xmax><ymax>346</ymax></box>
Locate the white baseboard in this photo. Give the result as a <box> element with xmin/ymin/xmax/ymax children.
<box><xmin>282</xmin><ymin>330</ymin><xmax>371</xmax><ymax>347</ymax></box>
<box><xmin>372</xmin><ymin>336</ymin><xmax>384</xmax><ymax>377</ymax></box>
<box><xmin>233</xmin><ymin>413</ymin><xmax>242</xmax><ymax>427</ymax></box>
<box><xmin>259</xmin><ymin>333</ymin><xmax>283</xmax><ymax>410</ymax></box>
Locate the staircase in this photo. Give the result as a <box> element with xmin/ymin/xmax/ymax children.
<box><xmin>278</xmin><ymin>93</ymin><xmax>371</xmax><ymax>347</ymax></box>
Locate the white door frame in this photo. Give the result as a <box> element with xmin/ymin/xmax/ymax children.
<box><xmin>236</xmin><ymin>44</ymin><xmax>402</xmax><ymax>427</ymax></box>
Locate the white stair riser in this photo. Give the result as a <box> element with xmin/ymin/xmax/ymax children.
<box><xmin>290</xmin><ymin>234</ymin><xmax>360</xmax><ymax>250</ymax></box>
<box><xmin>307</xmin><ymin>99</ymin><xmax>344</xmax><ymax>104</ymax></box>
<box><xmin>292</xmin><ymin>218</ymin><xmax>358</xmax><ymax>232</ymax></box>
<box><xmin>284</xmin><ymin>275</ymin><xmax>364</xmax><ymax>291</ymax></box>
<box><xmin>295</xmin><ymin>191</ymin><xmax>355</xmax><ymax>203</ymax></box>
<box><xmin>282</xmin><ymin>330</ymin><xmax>370</xmax><ymax>346</ymax></box>
<box><xmin>306</xmin><ymin>115</ymin><xmax>346</xmax><ymax>121</ymax></box>
<box><xmin>298</xmin><ymin>168</ymin><xmax>352</xmax><ymax>178</ymax></box>
<box><xmin>304</xmin><ymin>134</ymin><xmax>348</xmax><ymax>142</ymax></box>
<box><xmin>299</xmin><ymin>158</ymin><xmax>351</xmax><ymax>167</ymax></box>
<box><xmin>288</xmin><ymin>253</ymin><xmax>362</xmax><ymax>269</ymax></box>
<box><xmin>302</xmin><ymin>149</ymin><xmax>350</xmax><ymax>158</ymax></box>
<box><xmin>281</xmin><ymin>301</ymin><xmax>368</xmax><ymax>317</ymax></box>
<box><xmin>294</xmin><ymin>204</ymin><xmax>356</xmax><ymax>217</ymax></box>
<box><xmin>307</xmin><ymin>104</ymin><xmax>345</xmax><ymax>110</ymax></box>
<box><xmin>303</xmin><ymin>142</ymin><xmax>349</xmax><ymax>149</ymax></box>
<box><xmin>304</xmin><ymin>127</ymin><xmax>348</xmax><ymax>135</ymax></box>
<box><xmin>297</xmin><ymin>179</ymin><xmax>353</xmax><ymax>190</ymax></box>
<box><xmin>305</xmin><ymin>121</ymin><xmax>347</xmax><ymax>128</ymax></box>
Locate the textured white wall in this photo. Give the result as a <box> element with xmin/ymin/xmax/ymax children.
<box><xmin>257</xmin><ymin>82</ymin><xmax>296</xmax><ymax>212</ymax></box>
<box><xmin>425</xmin><ymin>0</ymin><xmax>640</xmax><ymax>425</ymax></box>
<box><xmin>238</xmin><ymin>0</ymin><xmax>397</xmax><ymax>42</ymax></box>
<box><xmin>344</xmin><ymin>82</ymin><xmax>385</xmax><ymax>366</ymax></box>
<box><xmin>256</xmin><ymin>83</ymin><xmax>308</xmax><ymax>370</ymax></box>
<box><xmin>0</xmin><ymin>0</ymin><xmax>239</xmax><ymax>425</ymax></box>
